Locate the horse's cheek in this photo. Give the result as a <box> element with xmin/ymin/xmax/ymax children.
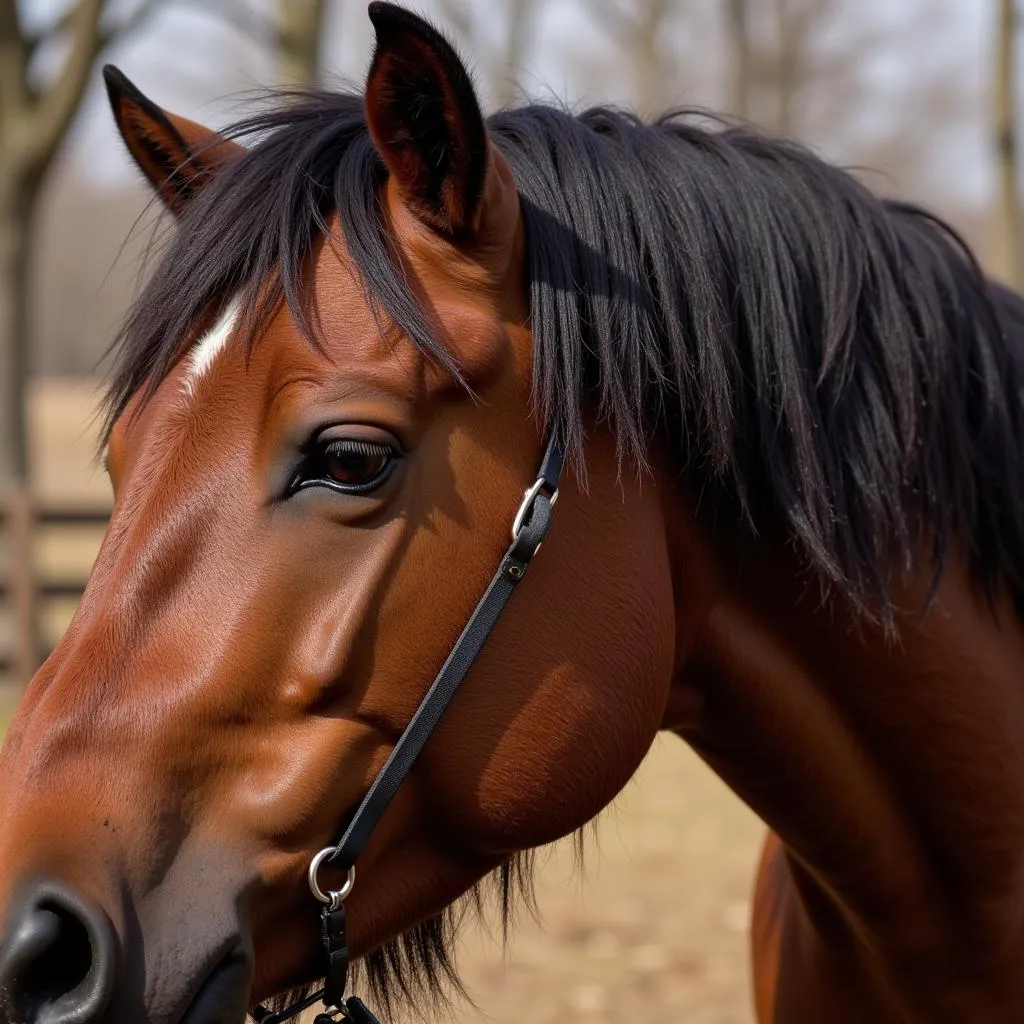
<box><xmin>427</xmin><ymin>557</ymin><xmax>676</xmax><ymax>855</ymax></box>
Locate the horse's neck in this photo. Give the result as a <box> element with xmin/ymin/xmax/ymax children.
<box><xmin>667</xmin><ymin>511</ymin><xmax>1024</xmax><ymax>957</ymax></box>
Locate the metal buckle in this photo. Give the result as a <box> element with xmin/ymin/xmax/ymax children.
<box><xmin>308</xmin><ymin>848</ymin><xmax>356</xmax><ymax>911</ymax></box>
<box><xmin>511</xmin><ymin>476</ymin><xmax>559</xmax><ymax>543</ymax></box>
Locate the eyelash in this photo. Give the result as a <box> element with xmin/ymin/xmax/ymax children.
<box><xmin>289</xmin><ymin>436</ymin><xmax>399</xmax><ymax>497</ymax></box>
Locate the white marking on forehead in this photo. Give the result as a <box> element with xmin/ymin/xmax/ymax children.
<box><xmin>183</xmin><ymin>297</ymin><xmax>241</xmax><ymax>396</ymax></box>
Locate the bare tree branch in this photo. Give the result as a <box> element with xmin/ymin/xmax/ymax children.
<box><xmin>25</xmin><ymin>5</ymin><xmax>76</xmax><ymax>58</ymax></box>
<box><xmin>99</xmin><ymin>0</ymin><xmax>162</xmax><ymax>50</ymax></box>
<box><xmin>169</xmin><ymin>0</ymin><xmax>271</xmax><ymax>49</ymax></box>
<box><xmin>588</xmin><ymin>0</ymin><xmax>634</xmax><ymax>39</ymax></box>
<box><xmin>25</xmin><ymin>0</ymin><xmax>104</xmax><ymax>174</ymax></box>
<box><xmin>27</xmin><ymin>0</ymin><xmax>159</xmax><ymax>62</ymax></box>
<box><xmin>1</xmin><ymin>0</ymin><xmax>161</xmax><ymax>495</ymax></box>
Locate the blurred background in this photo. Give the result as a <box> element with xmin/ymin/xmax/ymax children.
<box><xmin>0</xmin><ymin>1</ymin><xmax>1019</xmax><ymax>1021</ymax></box>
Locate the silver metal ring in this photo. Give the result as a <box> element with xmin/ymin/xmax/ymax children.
<box><xmin>308</xmin><ymin>847</ymin><xmax>356</xmax><ymax>910</ymax></box>
<box><xmin>511</xmin><ymin>478</ymin><xmax>557</xmax><ymax>542</ymax></box>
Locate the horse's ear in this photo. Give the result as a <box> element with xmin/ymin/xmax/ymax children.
<box><xmin>103</xmin><ymin>65</ymin><xmax>242</xmax><ymax>217</ymax></box>
<box><xmin>365</xmin><ymin>2</ymin><xmax>491</xmax><ymax>236</ymax></box>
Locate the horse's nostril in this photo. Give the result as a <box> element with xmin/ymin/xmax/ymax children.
<box><xmin>0</xmin><ymin>882</ymin><xmax>116</xmax><ymax>1023</ymax></box>
<box><xmin>15</xmin><ymin>906</ymin><xmax>92</xmax><ymax>1016</ymax></box>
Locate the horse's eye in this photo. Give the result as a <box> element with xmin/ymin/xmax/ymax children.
<box><xmin>324</xmin><ymin>439</ymin><xmax>394</xmax><ymax>488</ymax></box>
<box><xmin>293</xmin><ymin>437</ymin><xmax>398</xmax><ymax>496</ymax></box>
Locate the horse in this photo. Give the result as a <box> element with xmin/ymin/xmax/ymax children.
<box><xmin>2</xmin><ymin>2</ymin><xmax>1023</xmax><ymax>1020</ymax></box>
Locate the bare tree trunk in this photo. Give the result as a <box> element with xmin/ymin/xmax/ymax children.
<box><xmin>0</xmin><ymin>0</ymin><xmax>155</xmax><ymax>682</ymax></box>
<box><xmin>0</xmin><ymin>188</ymin><xmax>30</xmax><ymax>486</ymax></box>
<box><xmin>634</xmin><ymin>0</ymin><xmax>671</xmax><ymax>118</ymax></box>
<box><xmin>591</xmin><ymin>0</ymin><xmax>677</xmax><ymax>118</ymax></box>
<box><xmin>1</xmin><ymin>0</ymin><xmax>30</xmax><ymax>488</ymax></box>
<box><xmin>725</xmin><ymin>0</ymin><xmax>752</xmax><ymax>119</ymax></box>
<box><xmin>0</xmin><ymin>0</ymin><xmax>159</xmax><ymax>483</ymax></box>
<box><xmin>276</xmin><ymin>0</ymin><xmax>328</xmax><ymax>86</ymax></box>
<box><xmin>436</xmin><ymin>0</ymin><xmax>537</xmax><ymax>109</ymax></box>
<box><xmin>0</xmin><ymin>183</ymin><xmax>37</xmax><ymax>681</ymax></box>
<box><xmin>996</xmin><ymin>0</ymin><xmax>1023</xmax><ymax>289</ymax></box>
<box><xmin>495</xmin><ymin>0</ymin><xmax>535</xmax><ymax>108</ymax></box>
<box><xmin>773</xmin><ymin>0</ymin><xmax>797</xmax><ymax>136</ymax></box>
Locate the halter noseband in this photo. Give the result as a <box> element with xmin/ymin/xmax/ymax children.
<box><xmin>253</xmin><ymin>431</ymin><xmax>566</xmax><ymax>1024</ymax></box>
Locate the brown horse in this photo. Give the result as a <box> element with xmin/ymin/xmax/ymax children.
<box><xmin>2</xmin><ymin>3</ymin><xmax>1024</xmax><ymax>1021</ymax></box>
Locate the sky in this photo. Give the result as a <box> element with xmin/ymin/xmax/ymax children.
<box><xmin>15</xmin><ymin>1</ymin><xmax>999</xmax><ymax>205</ymax></box>
<box><xmin>16</xmin><ymin>0</ymin><xmax>1009</xmax><ymax>377</ymax></box>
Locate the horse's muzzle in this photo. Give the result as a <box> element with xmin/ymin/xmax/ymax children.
<box><xmin>180</xmin><ymin>945</ymin><xmax>252</xmax><ymax>1024</ymax></box>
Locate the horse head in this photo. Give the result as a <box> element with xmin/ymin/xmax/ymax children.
<box><xmin>0</xmin><ymin>5</ymin><xmax>676</xmax><ymax>1021</ymax></box>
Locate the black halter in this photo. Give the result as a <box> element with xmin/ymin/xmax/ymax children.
<box><xmin>252</xmin><ymin>432</ymin><xmax>565</xmax><ymax>1024</ymax></box>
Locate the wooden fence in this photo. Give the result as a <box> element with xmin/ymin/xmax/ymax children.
<box><xmin>0</xmin><ymin>488</ymin><xmax>110</xmax><ymax>685</ymax></box>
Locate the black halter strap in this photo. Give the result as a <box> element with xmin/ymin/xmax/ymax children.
<box><xmin>252</xmin><ymin>432</ymin><xmax>565</xmax><ymax>1024</ymax></box>
<box><xmin>328</xmin><ymin>431</ymin><xmax>564</xmax><ymax>871</ymax></box>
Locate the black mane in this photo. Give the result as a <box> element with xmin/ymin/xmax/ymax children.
<box><xmin>108</xmin><ymin>89</ymin><xmax>1024</xmax><ymax>621</ymax></box>
<box><xmin>106</xmin><ymin>86</ymin><xmax>1024</xmax><ymax>1009</ymax></box>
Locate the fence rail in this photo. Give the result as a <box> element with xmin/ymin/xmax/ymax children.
<box><xmin>0</xmin><ymin>488</ymin><xmax>110</xmax><ymax>687</ymax></box>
